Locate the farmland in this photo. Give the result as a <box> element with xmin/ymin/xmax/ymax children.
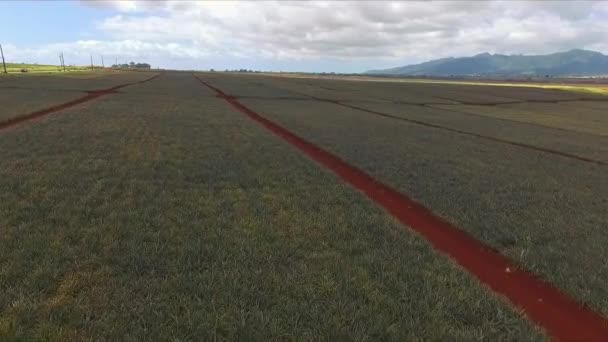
<box><xmin>1</xmin><ymin>71</ymin><xmax>607</xmax><ymax>340</ymax></box>
<box><xmin>1</xmin><ymin>63</ymin><xmax>94</xmax><ymax>74</ymax></box>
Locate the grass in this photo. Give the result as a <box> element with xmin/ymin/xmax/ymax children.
<box><xmin>0</xmin><ymin>73</ymin><xmax>541</xmax><ymax>340</ymax></box>
<box><xmin>2</xmin><ymin>63</ymin><xmax>94</xmax><ymax>74</ymax></box>
<box><xmin>203</xmin><ymin>73</ymin><xmax>608</xmax><ymax>318</ymax></box>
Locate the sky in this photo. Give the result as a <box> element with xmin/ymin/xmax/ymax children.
<box><xmin>2</xmin><ymin>0</ymin><xmax>608</xmax><ymax>73</ymax></box>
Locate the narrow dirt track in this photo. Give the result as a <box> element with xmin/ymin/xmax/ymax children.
<box><xmin>0</xmin><ymin>73</ymin><xmax>162</xmax><ymax>131</ymax></box>
<box><xmin>265</xmin><ymin>87</ymin><xmax>606</xmax><ymax>166</ymax></box>
<box><xmin>424</xmin><ymin>103</ymin><xmax>602</xmax><ymax>136</ymax></box>
<box><xmin>325</xmin><ymin>100</ymin><xmax>607</xmax><ymax>166</ymax></box>
<box><xmin>194</xmin><ymin>75</ymin><xmax>608</xmax><ymax>341</ymax></box>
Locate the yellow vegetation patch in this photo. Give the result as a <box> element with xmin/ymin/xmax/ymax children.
<box><xmin>261</xmin><ymin>72</ymin><xmax>608</xmax><ymax>96</ymax></box>
<box><xmin>45</xmin><ymin>266</ymin><xmax>112</xmax><ymax>310</ymax></box>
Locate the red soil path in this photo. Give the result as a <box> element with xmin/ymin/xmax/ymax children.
<box><xmin>0</xmin><ymin>73</ymin><xmax>161</xmax><ymax>131</ymax></box>
<box><xmin>195</xmin><ymin>75</ymin><xmax>608</xmax><ymax>341</ymax></box>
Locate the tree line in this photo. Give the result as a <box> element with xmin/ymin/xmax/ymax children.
<box><xmin>112</xmin><ymin>62</ymin><xmax>151</xmax><ymax>69</ymax></box>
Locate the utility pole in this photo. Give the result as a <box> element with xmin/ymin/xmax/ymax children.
<box><xmin>59</xmin><ymin>52</ymin><xmax>66</xmax><ymax>72</ymax></box>
<box><xmin>0</xmin><ymin>43</ymin><xmax>7</xmax><ymax>74</ymax></box>
<box><xmin>90</xmin><ymin>54</ymin><xmax>94</xmax><ymax>70</ymax></box>
<box><xmin>101</xmin><ymin>55</ymin><xmax>104</xmax><ymax>68</ymax></box>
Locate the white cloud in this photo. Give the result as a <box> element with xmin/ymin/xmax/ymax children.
<box><xmin>9</xmin><ymin>1</ymin><xmax>608</xmax><ymax>71</ymax></box>
<box><xmin>3</xmin><ymin>40</ymin><xmax>209</xmax><ymax>67</ymax></box>
<box><xmin>92</xmin><ymin>1</ymin><xmax>608</xmax><ymax>59</ymax></box>
<box><xmin>80</xmin><ymin>0</ymin><xmax>156</xmax><ymax>13</ymax></box>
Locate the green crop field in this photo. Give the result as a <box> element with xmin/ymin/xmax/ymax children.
<box><xmin>0</xmin><ymin>71</ymin><xmax>156</xmax><ymax>125</ymax></box>
<box><xmin>265</xmin><ymin>73</ymin><xmax>608</xmax><ymax>96</ymax></box>
<box><xmin>1</xmin><ymin>71</ymin><xmax>607</xmax><ymax>340</ymax></box>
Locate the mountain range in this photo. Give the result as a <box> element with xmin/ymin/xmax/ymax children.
<box><xmin>365</xmin><ymin>49</ymin><xmax>608</xmax><ymax>77</ymax></box>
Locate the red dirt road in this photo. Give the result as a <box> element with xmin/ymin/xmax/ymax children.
<box><xmin>194</xmin><ymin>75</ymin><xmax>608</xmax><ymax>341</ymax></box>
<box><xmin>0</xmin><ymin>73</ymin><xmax>162</xmax><ymax>131</ymax></box>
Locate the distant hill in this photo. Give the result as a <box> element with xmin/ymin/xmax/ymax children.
<box><xmin>365</xmin><ymin>49</ymin><xmax>608</xmax><ymax>77</ymax></box>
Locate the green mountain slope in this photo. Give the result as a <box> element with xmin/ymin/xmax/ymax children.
<box><xmin>366</xmin><ymin>49</ymin><xmax>608</xmax><ymax>76</ymax></box>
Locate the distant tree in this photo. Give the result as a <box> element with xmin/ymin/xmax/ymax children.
<box><xmin>112</xmin><ymin>62</ymin><xmax>151</xmax><ymax>69</ymax></box>
<box><xmin>135</xmin><ymin>63</ymin><xmax>151</xmax><ymax>69</ymax></box>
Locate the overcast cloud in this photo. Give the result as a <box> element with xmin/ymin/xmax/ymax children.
<box><xmin>6</xmin><ymin>1</ymin><xmax>608</xmax><ymax>72</ymax></box>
